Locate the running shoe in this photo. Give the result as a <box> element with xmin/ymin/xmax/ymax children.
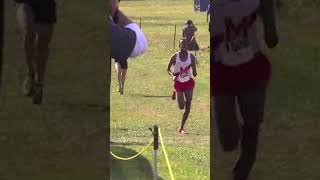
<box><xmin>178</xmin><ymin>128</ymin><xmax>188</xmax><ymax>134</ymax></box>
<box><xmin>22</xmin><ymin>75</ymin><xmax>34</xmax><ymax>97</ymax></box>
<box><xmin>32</xmin><ymin>82</ymin><xmax>43</xmax><ymax>105</ymax></box>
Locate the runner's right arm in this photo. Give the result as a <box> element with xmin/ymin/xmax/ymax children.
<box><xmin>167</xmin><ymin>54</ymin><xmax>176</xmax><ymax>76</ymax></box>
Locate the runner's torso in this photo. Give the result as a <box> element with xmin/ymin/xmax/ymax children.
<box><xmin>173</xmin><ymin>52</ymin><xmax>192</xmax><ymax>83</ymax></box>
<box><xmin>183</xmin><ymin>26</ymin><xmax>196</xmax><ymax>42</ymax></box>
<box><xmin>212</xmin><ymin>0</ymin><xmax>260</xmax><ymax>66</ymax></box>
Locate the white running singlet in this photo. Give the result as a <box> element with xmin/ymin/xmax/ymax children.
<box><xmin>212</xmin><ymin>0</ymin><xmax>260</xmax><ymax>66</ymax></box>
<box><xmin>173</xmin><ymin>52</ymin><xmax>192</xmax><ymax>83</ymax></box>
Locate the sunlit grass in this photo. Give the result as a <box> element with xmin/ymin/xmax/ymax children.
<box><xmin>110</xmin><ymin>0</ymin><xmax>210</xmax><ymax>179</ymax></box>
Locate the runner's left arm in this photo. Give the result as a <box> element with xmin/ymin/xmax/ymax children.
<box><xmin>192</xmin><ymin>23</ymin><xmax>197</xmax><ymax>32</ymax></box>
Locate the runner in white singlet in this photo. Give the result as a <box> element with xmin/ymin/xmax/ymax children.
<box><xmin>211</xmin><ymin>0</ymin><xmax>278</xmax><ymax>180</ymax></box>
<box><xmin>173</xmin><ymin>51</ymin><xmax>192</xmax><ymax>83</ymax></box>
<box><xmin>167</xmin><ymin>38</ymin><xmax>197</xmax><ymax>134</ymax></box>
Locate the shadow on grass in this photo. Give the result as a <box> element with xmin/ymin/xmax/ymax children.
<box><xmin>55</xmin><ymin>100</ymin><xmax>108</xmax><ymax>112</ymax></box>
<box><xmin>111</xmin><ymin>146</ymin><xmax>163</xmax><ymax>180</ymax></box>
<box><xmin>142</xmin><ymin>95</ymin><xmax>171</xmax><ymax>98</ymax></box>
<box><xmin>130</xmin><ymin>93</ymin><xmax>171</xmax><ymax>98</ymax></box>
<box><xmin>111</xmin><ymin>141</ymin><xmax>152</xmax><ymax>146</ymax></box>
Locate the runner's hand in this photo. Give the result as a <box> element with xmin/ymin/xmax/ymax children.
<box><xmin>172</xmin><ymin>76</ymin><xmax>177</xmax><ymax>81</ymax></box>
<box><xmin>193</xmin><ymin>71</ymin><xmax>197</xmax><ymax>77</ymax></box>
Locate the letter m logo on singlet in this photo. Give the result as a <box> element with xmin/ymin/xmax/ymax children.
<box><xmin>180</xmin><ymin>66</ymin><xmax>190</xmax><ymax>77</ymax></box>
<box><xmin>224</xmin><ymin>12</ymin><xmax>257</xmax><ymax>52</ymax></box>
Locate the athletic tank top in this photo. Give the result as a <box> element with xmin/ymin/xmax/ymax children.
<box><xmin>212</xmin><ymin>0</ymin><xmax>260</xmax><ymax>66</ymax></box>
<box><xmin>173</xmin><ymin>52</ymin><xmax>192</xmax><ymax>83</ymax></box>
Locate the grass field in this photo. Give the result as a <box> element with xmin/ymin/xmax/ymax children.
<box><xmin>212</xmin><ymin>1</ymin><xmax>320</xmax><ymax>180</ymax></box>
<box><xmin>110</xmin><ymin>0</ymin><xmax>210</xmax><ymax>179</ymax></box>
<box><xmin>2</xmin><ymin>0</ymin><xmax>318</xmax><ymax>180</ymax></box>
<box><xmin>0</xmin><ymin>1</ymin><xmax>109</xmax><ymax>179</ymax></box>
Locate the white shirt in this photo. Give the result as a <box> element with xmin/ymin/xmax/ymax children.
<box><xmin>173</xmin><ymin>52</ymin><xmax>192</xmax><ymax>83</ymax></box>
<box><xmin>125</xmin><ymin>23</ymin><xmax>148</xmax><ymax>58</ymax></box>
<box><xmin>212</xmin><ymin>0</ymin><xmax>260</xmax><ymax>66</ymax></box>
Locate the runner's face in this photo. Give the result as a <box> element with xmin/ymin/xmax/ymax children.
<box><xmin>180</xmin><ymin>40</ymin><xmax>188</xmax><ymax>52</ymax></box>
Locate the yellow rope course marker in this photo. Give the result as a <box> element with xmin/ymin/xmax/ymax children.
<box><xmin>158</xmin><ymin>128</ymin><xmax>175</xmax><ymax>180</ymax></box>
<box><xmin>110</xmin><ymin>140</ymin><xmax>153</xmax><ymax>161</ymax></box>
<box><xmin>109</xmin><ymin>126</ymin><xmax>175</xmax><ymax>180</ymax></box>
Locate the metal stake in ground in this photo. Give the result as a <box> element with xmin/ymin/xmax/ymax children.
<box><xmin>153</xmin><ymin>125</ymin><xmax>159</xmax><ymax>180</ymax></box>
<box><xmin>173</xmin><ymin>24</ymin><xmax>176</xmax><ymax>50</ymax></box>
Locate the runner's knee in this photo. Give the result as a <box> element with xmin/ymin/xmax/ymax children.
<box><xmin>183</xmin><ymin>101</ymin><xmax>191</xmax><ymax>113</ymax></box>
<box><xmin>218</xmin><ymin>120</ymin><xmax>241</xmax><ymax>152</ymax></box>
<box><xmin>37</xmin><ymin>34</ymin><xmax>52</xmax><ymax>49</ymax></box>
<box><xmin>178</xmin><ymin>103</ymin><xmax>185</xmax><ymax>110</ymax></box>
<box><xmin>23</xmin><ymin>30</ymin><xmax>36</xmax><ymax>44</ymax></box>
<box><xmin>185</xmin><ymin>101</ymin><xmax>191</xmax><ymax>108</ymax></box>
<box><xmin>219</xmin><ymin>132</ymin><xmax>240</xmax><ymax>152</ymax></box>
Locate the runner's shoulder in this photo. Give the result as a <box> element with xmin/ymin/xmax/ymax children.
<box><xmin>189</xmin><ymin>53</ymin><xmax>196</xmax><ymax>61</ymax></box>
<box><xmin>170</xmin><ymin>53</ymin><xmax>177</xmax><ymax>63</ymax></box>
